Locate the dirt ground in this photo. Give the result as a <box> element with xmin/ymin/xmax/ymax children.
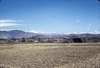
<box><xmin>0</xmin><ymin>43</ymin><xmax>100</xmax><ymax>68</ymax></box>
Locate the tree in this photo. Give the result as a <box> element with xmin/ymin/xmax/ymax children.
<box><xmin>21</xmin><ymin>38</ymin><xmax>26</xmax><ymax>42</ymax></box>
<box><xmin>73</xmin><ymin>38</ymin><xmax>82</xmax><ymax>43</ymax></box>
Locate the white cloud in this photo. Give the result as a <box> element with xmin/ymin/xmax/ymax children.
<box><xmin>29</xmin><ymin>30</ymin><xmax>58</xmax><ymax>34</ymax></box>
<box><xmin>29</xmin><ymin>30</ymin><xmax>48</xmax><ymax>34</ymax></box>
<box><xmin>0</xmin><ymin>20</ymin><xmax>22</xmax><ymax>23</ymax></box>
<box><xmin>29</xmin><ymin>30</ymin><xmax>39</xmax><ymax>33</ymax></box>
<box><xmin>0</xmin><ymin>19</ymin><xmax>22</xmax><ymax>27</ymax></box>
<box><xmin>0</xmin><ymin>23</ymin><xmax>20</xmax><ymax>27</ymax></box>
<box><xmin>94</xmin><ymin>31</ymin><xmax>100</xmax><ymax>34</ymax></box>
<box><xmin>73</xmin><ymin>32</ymin><xmax>77</xmax><ymax>34</ymax></box>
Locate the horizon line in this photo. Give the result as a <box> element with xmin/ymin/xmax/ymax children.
<box><xmin>0</xmin><ymin>29</ymin><xmax>100</xmax><ymax>34</ymax></box>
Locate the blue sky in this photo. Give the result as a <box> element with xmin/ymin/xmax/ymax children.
<box><xmin>0</xmin><ymin>0</ymin><xmax>100</xmax><ymax>33</ymax></box>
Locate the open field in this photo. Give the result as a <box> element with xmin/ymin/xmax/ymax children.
<box><xmin>0</xmin><ymin>43</ymin><xmax>100</xmax><ymax>68</ymax></box>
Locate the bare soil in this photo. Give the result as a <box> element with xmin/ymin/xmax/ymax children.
<box><xmin>0</xmin><ymin>43</ymin><xmax>100</xmax><ymax>68</ymax></box>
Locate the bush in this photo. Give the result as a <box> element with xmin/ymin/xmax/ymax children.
<box><xmin>73</xmin><ymin>38</ymin><xmax>82</xmax><ymax>43</ymax></box>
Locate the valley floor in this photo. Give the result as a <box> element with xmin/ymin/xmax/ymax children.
<box><xmin>0</xmin><ymin>43</ymin><xmax>100</xmax><ymax>68</ymax></box>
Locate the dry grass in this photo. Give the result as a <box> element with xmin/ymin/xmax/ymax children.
<box><xmin>0</xmin><ymin>43</ymin><xmax>100</xmax><ymax>68</ymax></box>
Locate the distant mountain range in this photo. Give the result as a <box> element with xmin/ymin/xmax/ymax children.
<box><xmin>0</xmin><ymin>30</ymin><xmax>36</xmax><ymax>39</ymax></box>
<box><xmin>0</xmin><ymin>30</ymin><xmax>100</xmax><ymax>39</ymax></box>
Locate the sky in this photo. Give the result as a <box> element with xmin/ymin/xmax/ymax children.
<box><xmin>0</xmin><ymin>0</ymin><xmax>100</xmax><ymax>34</ymax></box>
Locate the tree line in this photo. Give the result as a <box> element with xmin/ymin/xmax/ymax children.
<box><xmin>0</xmin><ymin>37</ymin><xmax>100</xmax><ymax>44</ymax></box>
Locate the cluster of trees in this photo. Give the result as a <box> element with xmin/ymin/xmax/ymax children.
<box><xmin>0</xmin><ymin>37</ymin><xmax>100</xmax><ymax>44</ymax></box>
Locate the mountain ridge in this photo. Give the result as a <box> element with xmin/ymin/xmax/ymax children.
<box><xmin>0</xmin><ymin>30</ymin><xmax>100</xmax><ymax>39</ymax></box>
